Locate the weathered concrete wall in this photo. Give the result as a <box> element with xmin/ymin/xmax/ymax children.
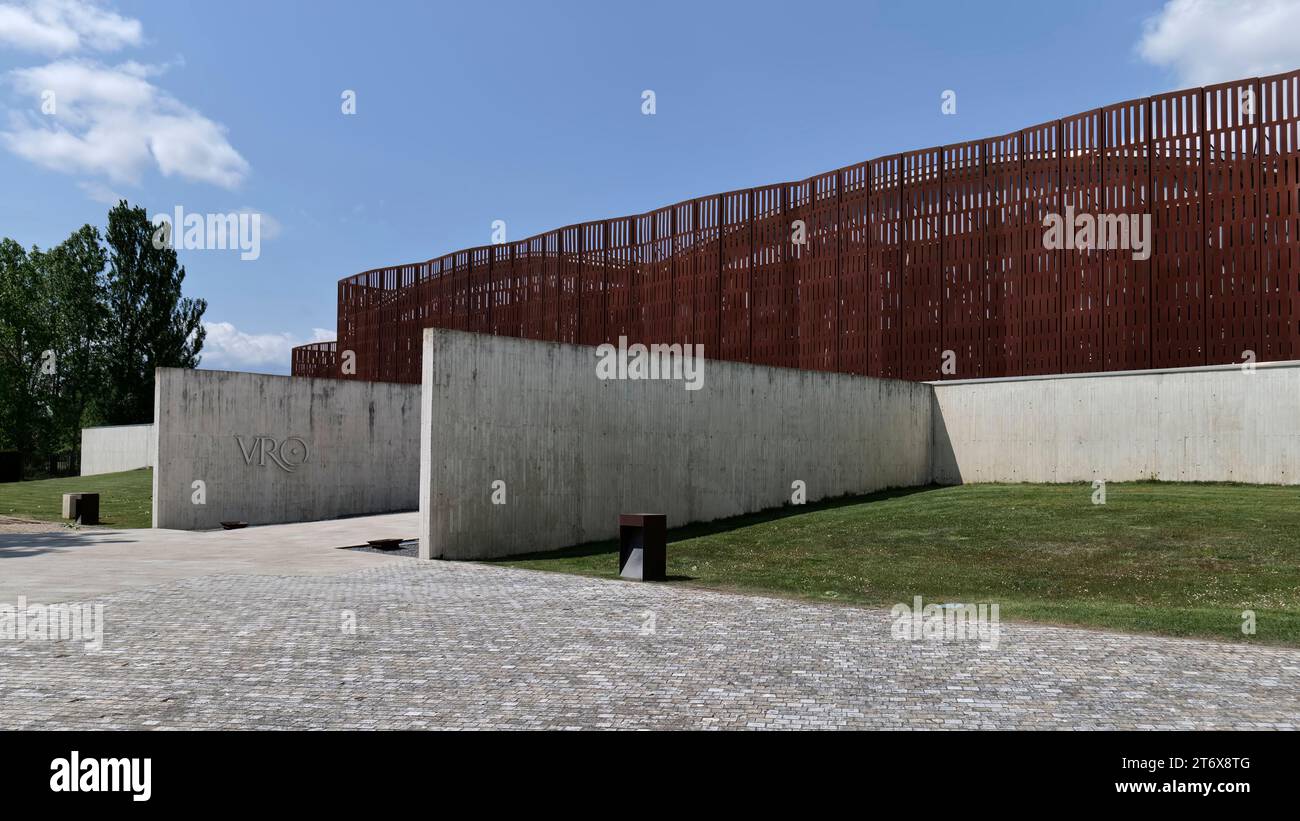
<box><xmin>81</xmin><ymin>424</ymin><xmax>155</xmax><ymax>476</ymax></box>
<box><xmin>419</xmin><ymin>329</ymin><xmax>933</xmax><ymax>560</ymax></box>
<box><xmin>153</xmin><ymin>368</ymin><xmax>421</xmax><ymax>529</ymax></box>
<box><xmin>930</xmin><ymin>361</ymin><xmax>1300</xmax><ymax>485</ymax></box>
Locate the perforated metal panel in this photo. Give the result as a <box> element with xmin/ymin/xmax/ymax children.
<box><xmin>901</xmin><ymin>148</ymin><xmax>943</xmax><ymax>381</ymax></box>
<box><xmin>1060</xmin><ymin>110</ymin><xmax>1104</xmax><ymax>373</ymax></box>
<box><xmin>1259</xmin><ymin>69</ymin><xmax>1300</xmax><ymax>362</ymax></box>
<box><xmin>781</xmin><ymin>180</ymin><xmax>808</xmax><ymax>370</ymax></box>
<box><xmin>1150</xmin><ymin>88</ymin><xmax>1205</xmax><ymax>367</ymax></box>
<box><xmin>559</xmin><ymin>227</ymin><xmax>581</xmax><ymax>344</ymax></box>
<box><xmin>468</xmin><ymin>248</ymin><xmax>491</xmax><ymax>336</ymax></box>
<box><xmin>605</xmin><ymin>217</ymin><xmax>634</xmax><ymax>344</ymax></box>
<box><xmin>447</xmin><ymin>253</ymin><xmax>469</xmax><ymax>333</ymax></box>
<box><xmin>720</xmin><ymin>190</ymin><xmax>751</xmax><ymax>362</ymax></box>
<box><xmin>578</xmin><ymin>222</ymin><xmax>606</xmax><ymax>346</ymax></box>
<box><xmin>541</xmin><ymin>231</ymin><xmax>562</xmax><ymax>342</ymax></box>
<box><xmin>942</xmin><ymin>140</ymin><xmax>984</xmax><ymax>379</ymax></box>
<box><xmin>300</xmin><ymin>72</ymin><xmax>1296</xmax><ymax>388</ymax></box>
<box><xmin>426</xmin><ymin>258</ymin><xmax>447</xmax><ymax>332</ymax></box>
<box><xmin>751</xmin><ymin>183</ymin><xmax>792</xmax><ymax>368</ymax></box>
<box><xmin>489</xmin><ymin>244</ymin><xmax>518</xmax><ymax>337</ymax></box>
<box><xmin>639</xmin><ymin>209</ymin><xmax>673</xmax><ymax>346</ymax></box>
<box><xmin>868</xmin><ymin>157</ymin><xmax>901</xmax><ymax>379</ymax></box>
<box><xmin>1204</xmin><ymin>78</ymin><xmax>1261</xmax><ymax>364</ymax></box>
<box><xmin>672</xmin><ymin>202</ymin><xmax>695</xmax><ymax>345</ymax></box>
<box><xmin>693</xmin><ymin>197</ymin><xmax>721</xmax><ymax>356</ymax></box>
<box><xmin>838</xmin><ymin>162</ymin><xmax>871</xmax><ymax>375</ymax></box>
<box><xmin>1020</xmin><ymin>120</ymin><xmax>1061</xmax><ymax>375</ymax></box>
<box><xmin>799</xmin><ymin>171</ymin><xmax>839</xmax><ymax>372</ymax></box>
<box><xmin>984</xmin><ymin>132</ymin><xmax>1022</xmax><ymax>376</ymax></box>
<box><xmin>1101</xmin><ymin>99</ymin><xmax>1151</xmax><ymax>371</ymax></box>
<box><xmin>291</xmin><ymin>341</ymin><xmax>338</xmax><ymax>378</ymax></box>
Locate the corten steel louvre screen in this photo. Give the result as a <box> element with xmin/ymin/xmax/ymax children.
<box><xmin>294</xmin><ymin>71</ymin><xmax>1300</xmax><ymax>385</ymax></box>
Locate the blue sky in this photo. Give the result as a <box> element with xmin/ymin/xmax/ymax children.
<box><xmin>3</xmin><ymin>0</ymin><xmax>1298</xmax><ymax>372</ymax></box>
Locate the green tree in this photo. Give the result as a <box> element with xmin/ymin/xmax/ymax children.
<box><xmin>38</xmin><ymin>226</ymin><xmax>110</xmax><ymax>454</ymax></box>
<box><xmin>0</xmin><ymin>238</ymin><xmax>50</xmax><ymax>463</ymax></box>
<box><xmin>0</xmin><ymin>228</ymin><xmax>109</xmax><ymax>473</ymax></box>
<box><xmin>99</xmin><ymin>201</ymin><xmax>207</xmax><ymax>424</ymax></box>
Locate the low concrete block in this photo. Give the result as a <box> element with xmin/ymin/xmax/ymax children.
<box><xmin>619</xmin><ymin>514</ymin><xmax>666</xmax><ymax>581</ymax></box>
<box><xmin>61</xmin><ymin>492</ymin><xmax>99</xmax><ymax>524</ymax></box>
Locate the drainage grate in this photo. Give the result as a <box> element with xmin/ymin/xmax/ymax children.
<box><xmin>340</xmin><ymin>539</ymin><xmax>418</xmax><ymax>556</ymax></box>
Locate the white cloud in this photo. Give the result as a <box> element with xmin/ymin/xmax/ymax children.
<box><xmin>237</xmin><ymin>207</ymin><xmax>282</xmax><ymax>240</ymax></box>
<box><xmin>200</xmin><ymin>322</ymin><xmax>334</xmax><ymax>372</ymax></box>
<box><xmin>0</xmin><ymin>2</ymin><xmax>249</xmax><ymax>190</ymax></box>
<box><xmin>3</xmin><ymin>58</ymin><xmax>249</xmax><ymax>188</ymax></box>
<box><xmin>1138</xmin><ymin>0</ymin><xmax>1300</xmax><ymax>85</ymax></box>
<box><xmin>0</xmin><ymin>0</ymin><xmax>141</xmax><ymax>54</ymax></box>
<box><xmin>77</xmin><ymin>179</ymin><xmax>119</xmax><ymax>204</ymax></box>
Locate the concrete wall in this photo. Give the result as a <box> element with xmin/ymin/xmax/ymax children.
<box><xmin>81</xmin><ymin>424</ymin><xmax>155</xmax><ymax>476</ymax></box>
<box><xmin>931</xmin><ymin>361</ymin><xmax>1300</xmax><ymax>485</ymax></box>
<box><xmin>153</xmin><ymin>368</ymin><xmax>421</xmax><ymax>529</ymax></box>
<box><xmin>419</xmin><ymin>329</ymin><xmax>933</xmax><ymax>560</ymax></box>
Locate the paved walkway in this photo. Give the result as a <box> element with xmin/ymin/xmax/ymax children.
<box><xmin>0</xmin><ymin>513</ymin><xmax>417</xmax><ymax>603</ymax></box>
<box><xmin>0</xmin><ymin>523</ymin><xmax>1296</xmax><ymax>729</ymax></box>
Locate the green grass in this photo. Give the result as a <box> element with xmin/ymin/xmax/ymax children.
<box><xmin>493</xmin><ymin>483</ymin><xmax>1300</xmax><ymax>646</ymax></box>
<box><xmin>0</xmin><ymin>468</ymin><xmax>152</xmax><ymax>529</ymax></box>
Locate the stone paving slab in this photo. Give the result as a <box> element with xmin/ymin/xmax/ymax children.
<box><xmin>1</xmin><ymin>558</ymin><xmax>1296</xmax><ymax>730</ymax></box>
<box><xmin>0</xmin><ymin>513</ymin><xmax>418</xmax><ymax>604</ymax></box>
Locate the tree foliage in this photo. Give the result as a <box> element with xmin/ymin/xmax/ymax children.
<box><xmin>0</xmin><ymin>201</ymin><xmax>206</xmax><ymax>475</ymax></box>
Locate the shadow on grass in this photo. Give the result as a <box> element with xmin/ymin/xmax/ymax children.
<box><xmin>483</xmin><ymin>484</ymin><xmax>946</xmax><ymax>564</ymax></box>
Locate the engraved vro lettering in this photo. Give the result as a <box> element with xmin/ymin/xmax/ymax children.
<box><xmin>235</xmin><ymin>436</ymin><xmax>310</xmax><ymax>473</ymax></box>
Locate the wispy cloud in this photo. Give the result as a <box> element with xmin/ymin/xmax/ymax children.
<box><xmin>1138</xmin><ymin>0</ymin><xmax>1300</xmax><ymax>85</ymax></box>
<box><xmin>0</xmin><ymin>0</ymin><xmax>141</xmax><ymax>54</ymax></box>
<box><xmin>0</xmin><ymin>1</ymin><xmax>249</xmax><ymax>190</ymax></box>
<box><xmin>200</xmin><ymin>322</ymin><xmax>333</xmax><ymax>372</ymax></box>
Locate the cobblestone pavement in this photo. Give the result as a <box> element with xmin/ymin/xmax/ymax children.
<box><xmin>1</xmin><ymin>558</ymin><xmax>1297</xmax><ymax>730</ymax></box>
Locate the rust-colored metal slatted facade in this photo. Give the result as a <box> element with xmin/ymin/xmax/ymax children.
<box><xmin>1261</xmin><ymin>71</ymin><xmax>1300</xmax><ymax>361</ymax></box>
<box><xmin>644</xmin><ymin>210</ymin><xmax>675</xmax><ymax>345</ymax></box>
<box><xmin>294</xmin><ymin>71</ymin><xmax>1300</xmax><ymax>386</ymax></box>
<box><xmin>448</xmin><ymin>252</ymin><xmax>470</xmax><ymax>333</ymax></box>
<box><xmin>290</xmin><ymin>340</ymin><xmax>338</xmax><ymax>378</ymax></box>
<box><xmin>800</xmin><ymin>172</ymin><xmax>839</xmax><ymax>371</ymax></box>
<box><xmin>869</xmin><ymin>156</ymin><xmax>902</xmax><ymax>378</ymax></box>
<box><xmin>900</xmin><ymin>148</ymin><xmax>943</xmax><ymax>380</ymax></box>
<box><xmin>838</xmin><ymin>162</ymin><xmax>871</xmax><ymax>375</ymax></box>
<box><xmin>984</xmin><ymin>132</ymin><xmax>1022</xmax><ymax>376</ymax></box>
<box><xmin>751</xmin><ymin>183</ymin><xmax>792</xmax><ymax>368</ymax></box>
<box><xmin>541</xmin><ymin>231</ymin><xmax>562</xmax><ymax>342</ymax></box>
<box><xmin>1061</xmin><ymin>110</ymin><xmax>1104</xmax><ymax>373</ymax></box>
<box><xmin>1020</xmin><ymin>120</ymin><xmax>1061</xmax><ymax>375</ymax></box>
<box><xmin>942</xmin><ymin>140</ymin><xmax>984</xmax><ymax>379</ymax></box>
<box><xmin>489</xmin><ymin>244</ymin><xmax>518</xmax><ymax>337</ymax></box>
<box><xmin>468</xmin><ymin>249</ymin><xmax>491</xmax><ymax>336</ymax></box>
<box><xmin>1150</xmin><ymin>87</ymin><xmax>1205</xmax><ymax>367</ymax></box>
<box><xmin>1204</xmin><ymin>79</ymin><xmax>1261</xmax><ymax>364</ymax></box>
<box><xmin>559</xmin><ymin>227</ymin><xmax>581</xmax><ymax>344</ymax></box>
<box><xmin>1102</xmin><ymin>99</ymin><xmax>1151</xmax><ymax>371</ymax></box>
<box><xmin>605</xmin><ymin>218</ymin><xmax>634</xmax><ymax>344</ymax></box>
<box><xmin>693</xmin><ymin>197</ymin><xmax>721</xmax><ymax>353</ymax></box>
<box><xmin>578</xmin><ymin>222</ymin><xmax>605</xmax><ymax>346</ymax></box>
<box><xmin>671</xmin><ymin>202</ymin><xmax>695</xmax><ymax>345</ymax></box>
<box><xmin>719</xmin><ymin>190</ymin><xmax>751</xmax><ymax>362</ymax></box>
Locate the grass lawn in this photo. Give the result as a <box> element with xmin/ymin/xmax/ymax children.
<box><xmin>0</xmin><ymin>468</ymin><xmax>152</xmax><ymax>529</ymax></box>
<box><xmin>493</xmin><ymin>482</ymin><xmax>1300</xmax><ymax>646</ymax></box>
